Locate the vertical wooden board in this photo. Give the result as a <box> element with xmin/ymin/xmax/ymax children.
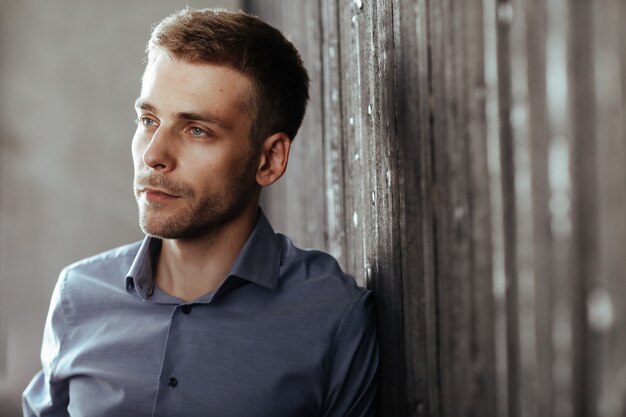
<box><xmin>429</xmin><ymin>0</ymin><xmax>476</xmax><ymax>414</ymax></box>
<box><xmin>337</xmin><ymin>0</ymin><xmax>366</xmax><ymax>285</ymax></box>
<box><xmin>494</xmin><ymin>1</ymin><xmax>523</xmax><ymax>415</ymax></box>
<box><xmin>427</xmin><ymin>0</ymin><xmax>451</xmax><ymax>414</ymax></box>
<box><xmin>482</xmin><ymin>0</ymin><xmax>510</xmax><ymax>415</ymax></box>
<box><xmin>450</xmin><ymin>1</ymin><xmax>478</xmax><ymax>414</ymax></box>
<box><xmin>369</xmin><ymin>1</ymin><xmax>408</xmax><ymax>415</ymax></box>
<box><xmin>525</xmin><ymin>1</ymin><xmax>554</xmax><ymax>415</ymax></box>
<box><xmin>392</xmin><ymin>0</ymin><xmax>440</xmax><ymax>415</ymax></box>
<box><xmin>591</xmin><ymin>1</ymin><xmax>626</xmax><ymax>415</ymax></box>
<box><xmin>509</xmin><ymin>0</ymin><xmax>544</xmax><ymax>416</ymax></box>
<box><xmin>352</xmin><ymin>0</ymin><xmax>375</xmax><ymax>299</ymax></box>
<box><xmin>339</xmin><ymin>0</ymin><xmax>407</xmax><ymax>415</ymax></box>
<box><xmin>336</xmin><ymin>0</ymin><xmax>381</xmax><ymax>406</ymax></box>
<box><xmin>247</xmin><ymin>1</ymin><xmax>327</xmax><ymax>251</ymax></box>
<box><xmin>545</xmin><ymin>0</ymin><xmax>576</xmax><ymax>415</ymax></box>
<box><xmin>568</xmin><ymin>1</ymin><xmax>599</xmax><ymax>416</ymax></box>
<box><xmin>462</xmin><ymin>0</ymin><xmax>499</xmax><ymax>415</ymax></box>
<box><xmin>320</xmin><ymin>0</ymin><xmax>347</xmax><ymax>265</ymax></box>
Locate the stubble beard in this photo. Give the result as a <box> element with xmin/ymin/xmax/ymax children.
<box><xmin>134</xmin><ymin>155</ymin><xmax>259</xmax><ymax>240</ymax></box>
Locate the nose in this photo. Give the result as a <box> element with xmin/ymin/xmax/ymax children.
<box><xmin>141</xmin><ymin>128</ymin><xmax>175</xmax><ymax>172</ymax></box>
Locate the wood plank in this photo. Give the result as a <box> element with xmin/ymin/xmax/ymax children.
<box><xmin>494</xmin><ymin>1</ymin><xmax>522</xmax><ymax>416</ymax></box>
<box><xmin>568</xmin><ymin>1</ymin><xmax>598</xmax><ymax>416</ymax></box>
<box><xmin>545</xmin><ymin>0</ymin><xmax>576</xmax><ymax>415</ymax></box>
<box><xmin>338</xmin><ymin>1</ymin><xmax>407</xmax><ymax>415</ymax></box>
<box><xmin>337</xmin><ymin>0</ymin><xmax>366</xmax><ymax>286</ymax></box>
<box><xmin>525</xmin><ymin>1</ymin><xmax>554</xmax><ymax>415</ymax></box>
<box><xmin>482</xmin><ymin>0</ymin><xmax>511</xmax><ymax>415</ymax></box>
<box><xmin>429</xmin><ymin>0</ymin><xmax>477</xmax><ymax>414</ymax></box>
<box><xmin>463</xmin><ymin>0</ymin><xmax>499</xmax><ymax>415</ymax></box>
<box><xmin>590</xmin><ymin>1</ymin><xmax>626</xmax><ymax>416</ymax></box>
<box><xmin>370</xmin><ymin>1</ymin><xmax>407</xmax><ymax>415</ymax></box>
<box><xmin>320</xmin><ymin>0</ymin><xmax>347</xmax><ymax>265</ymax></box>
<box><xmin>392</xmin><ymin>0</ymin><xmax>440</xmax><ymax>414</ymax></box>
<box><xmin>508</xmin><ymin>0</ymin><xmax>541</xmax><ymax>416</ymax></box>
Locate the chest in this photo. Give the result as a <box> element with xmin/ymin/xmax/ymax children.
<box><xmin>62</xmin><ymin>298</ymin><xmax>331</xmax><ymax>417</ymax></box>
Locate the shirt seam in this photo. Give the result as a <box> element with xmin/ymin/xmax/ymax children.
<box><xmin>331</xmin><ymin>290</ymin><xmax>367</xmax><ymax>344</ymax></box>
<box><xmin>327</xmin><ymin>289</ymin><xmax>368</xmax><ymax>375</ymax></box>
<box><xmin>66</xmin><ymin>250</ymin><xmax>137</xmax><ymax>271</ymax></box>
<box><xmin>72</xmin><ymin>251</ymin><xmax>138</xmax><ymax>291</ymax></box>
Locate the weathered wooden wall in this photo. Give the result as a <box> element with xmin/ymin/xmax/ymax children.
<box><xmin>247</xmin><ymin>1</ymin><xmax>626</xmax><ymax>416</ymax></box>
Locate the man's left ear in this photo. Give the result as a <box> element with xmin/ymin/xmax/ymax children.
<box><xmin>256</xmin><ymin>132</ymin><xmax>292</xmax><ymax>187</ymax></box>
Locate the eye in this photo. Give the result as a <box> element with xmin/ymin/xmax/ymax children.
<box><xmin>189</xmin><ymin>126</ymin><xmax>209</xmax><ymax>138</ymax></box>
<box><xmin>139</xmin><ymin>116</ymin><xmax>157</xmax><ymax>127</ymax></box>
<box><xmin>136</xmin><ymin>116</ymin><xmax>158</xmax><ymax>130</ymax></box>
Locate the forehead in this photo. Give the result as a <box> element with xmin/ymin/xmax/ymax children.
<box><xmin>140</xmin><ymin>54</ymin><xmax>253</xmax><ymax>121</ymax></box>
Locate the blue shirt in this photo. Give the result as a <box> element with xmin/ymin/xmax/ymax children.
<box><xmin>22</xmin><ymin>211</ymin><xmax>378</xmax><ymax>417</ymax></box>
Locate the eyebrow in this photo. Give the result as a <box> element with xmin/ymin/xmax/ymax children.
<box><xmin>134</xmin><ymin>99</ymin><xmax>232</xmax><ymax>130</ymax></box>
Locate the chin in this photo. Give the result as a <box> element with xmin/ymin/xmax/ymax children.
<box><xmin>139</xmin><ymin>219</ymin><xmax>187</xmax><ymax>239</ymax></box>
<box><xmin>138</xmin><ymin>211</ymin><xmax>182</xmax><ymax>239</ymax></box>
<box><xmin>139</xmin><ymin>214</ymin><xmax>216</xmax><ymax>240</ymax></box>
<box><xmin>137</xmin><ymin>195</ymin><xmax>255</xmax><ymax>240</ymax></box>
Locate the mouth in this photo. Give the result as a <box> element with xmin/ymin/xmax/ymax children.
<box><xmin>139</xmin><ymin>187</ymin><xmax>181</xmax><ymax>202</ymax></box>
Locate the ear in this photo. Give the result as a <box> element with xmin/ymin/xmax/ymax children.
<box><xmin>256</xmin><ymin>132</ymin><xmax>291</xmax><ymax>187</ymax></box>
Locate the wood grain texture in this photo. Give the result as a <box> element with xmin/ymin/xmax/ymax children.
<box><xmin>337</xmin><ymin>1</ymin><xmax>406</xmax><ymax>414</ymax></box>
<box><xmin>587</xmin><ymin>1</ymin><xmax>626</xmax><ymax>417</ymax></box>
<box><xmin>590</xmin><ymin>1</ymin><xmax>626</xmax><ymax>416</ymax></box>
<box><xmin>320</xmin><ymin>0</ymin><xmax>347</xmax><ymax>265</ymax></box>
<box><xmin>392</xmin><ymin>0</ymin><xmax>439</xmax><ymax>415</ymax></box>
<box><xmin>429</xmin><ymin>0</ymin><xmax>475</xmax><ymax>414</ymax></box>
<box><xmin>248</xmin><ymin>0</ymin><xmax>626</xmax><ymax>415</ymax></box>
<box><xmin>525</xmin><ymin>1</ymin><xmax>554</xmax><ymax>416</ymax></box>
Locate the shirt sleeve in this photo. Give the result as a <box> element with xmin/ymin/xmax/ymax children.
<box><xmin>22</xmin><ymin>270</ymin><xmax>70</xmax><ymax>417</ymax></box>
<box><xmin>322</xmin><ymin>290</ymin><xmax>379</xmax><ymax>417</ymax></box>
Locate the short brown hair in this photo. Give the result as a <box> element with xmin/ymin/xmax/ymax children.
<box><xmin>147</xmin><ymin>8</ymin><xmax>310</xmax><ymax>144</ymax></box>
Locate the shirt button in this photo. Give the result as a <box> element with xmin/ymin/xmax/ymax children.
<box><xmin>167</xmin><ymin>377</ymin><xmax>178</xmax><ymax>388</ymax></box>
<box><xmin>181</xmin><ymin>305</ymin><xmax>192</xmax><ymax>315</ymax></box>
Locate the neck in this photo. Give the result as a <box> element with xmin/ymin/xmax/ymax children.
<box><xmin>155</xmin><ymin>205</ymin><xmax>258</xmax><ymax>302</ymax></box>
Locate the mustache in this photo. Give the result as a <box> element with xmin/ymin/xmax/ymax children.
<box><xmin>134</xmin><ymin>173</ymin><xmax>194</xmax><ymax>198</ymax></box>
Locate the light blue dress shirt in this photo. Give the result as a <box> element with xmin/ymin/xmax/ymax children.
<box><xmin>22</xmin><ymin>210</ymin><xmax>378</xmax><ymax>416</ymax></box>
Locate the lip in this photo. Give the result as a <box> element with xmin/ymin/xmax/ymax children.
<box><xmin>141</xmin><ymin>187</ymin><xmax>180</xmax><ymax>202</ymax></box>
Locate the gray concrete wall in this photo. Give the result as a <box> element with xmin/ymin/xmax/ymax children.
<box><xmin>0</xmin><ymin>1</ymin><xmax>241</xmax><ymax>415</ymax></box>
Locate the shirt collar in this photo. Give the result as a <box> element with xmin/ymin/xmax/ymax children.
<box><xmin>227</xmin><ymin>209</ymin><xmax>281</xmax><ymax>290</ymax></box>
<box><xmin>125</xmin><ymin>209</ymin><xmax>281</xmax><ymax>300</ymax></box>
<box><xmin>125</xmin><ymin>235</ymin><xmax>160</xmax><ymax>300</ymax></box>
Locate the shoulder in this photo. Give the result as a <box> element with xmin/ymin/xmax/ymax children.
<box><xmin>275</xmin><ymin>233</ymin><xmax>369</xmax><ymax>309</ymax></box>
<box><xmin>62</xmin><ymin>241</ymin><xmax>141</xmax><ymax>279</ymax></box>
<box><xmin>43</xmin><ymin>241</ymin><xmax>143</xmax><ymax>342</ymax></box>
<box><xmin>274</xmin><ymin>234</ymin><xmax>378</xmax><ymax>365</ymax></box>
<box><xmin>57</xmin><ymin>241</ymin><xmax>142</xmax><ymax>302</ymax></box>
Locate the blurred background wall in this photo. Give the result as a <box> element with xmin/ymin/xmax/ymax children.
<box><xmin>0</xmin><ymin>1</ymin><xmax>240</xmax><ymax>415</ymax></box>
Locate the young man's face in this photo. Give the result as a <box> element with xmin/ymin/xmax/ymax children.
<box><xmin>132</xmin><ymin>53</ymin><xmax>260</xmax><ymax>239</ymax></box>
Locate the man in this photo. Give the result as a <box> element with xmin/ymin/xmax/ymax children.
<box><xmin>22</xmin><ymin>7</ymin><xmax>378</xmax><ymax>417</ymax></box>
